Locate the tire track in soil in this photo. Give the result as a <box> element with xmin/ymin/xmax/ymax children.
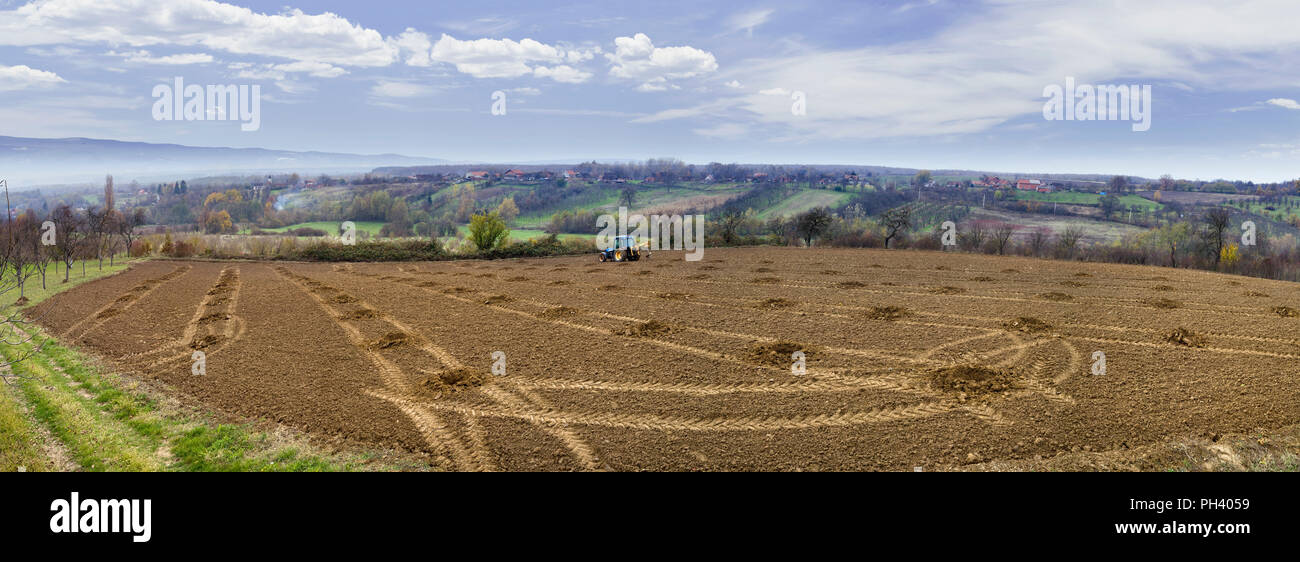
<box><xmin>123</xmin><ymin>266</ymin><xmax>245</xmax><ymax>370</ymax></box>
<box><xmin>273</xmin><ymin>267</ymin><xmax>489</xmax><ymax>472</ymax></box>
<box><xmin>370</xmin><ymin>274</ymin><xmax>1014</xmax><ymax>430</ymax></box>
<box><xmin>284</xmin><ymin>268</ymin><xmax>606</xmax><ymax>471</ymax></box>
<box><xmin>62</xmin><ymin>264</ymin><xmax>192</xmax><ymax>340</ymax></box>
<box><xmin>556</xmin><ymin>281</ymin><xmax>1298</xmax><ymax>359</ymax></box>
<box><xmin>373</xmin><ymin>388</ymin><xmax>971</xmax><ymax>432</ymax></box>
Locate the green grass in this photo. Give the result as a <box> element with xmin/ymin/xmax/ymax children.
<box><xmin>0</xmin><ymin>384</ymin><xmax>52</xmax><ymax>471</ymax></box>
<box><xmin>757</xmin><ymin>189</ymin><xmax>854</xmax><ymax>219</ymax></box>
<box><xmin>455</xmin><ymin>225</ymin><xmax>594</xmax><ymax>242</ymax></box>
<box><xmin>256</xmin><ymin>220</ymin><xmax>385</xmax><ymax>236</ymax></box>
<box><xmin>1009</xmin><ymin>190</ymin><xmax>1162</xmax><ymax>211</ymax></box>
<box><xmin>9</xmin><ymin>258</ymin><xmax>132</xmax><ymax>308</ymax></box>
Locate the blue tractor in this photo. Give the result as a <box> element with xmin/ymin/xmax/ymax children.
<box><xmin>598</xmin><ymin>235</ymin><xmax>647</xmax><ymax>262</ymax></box>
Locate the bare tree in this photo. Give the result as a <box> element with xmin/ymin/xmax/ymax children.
<box><xmin>991</xmin><ymin>222</ymin><xmax>1018</xmax><ymax>255</ymax></box>
<box><xmin>85</xmin><ymin>206</ymin><xmax>108</xmax><ymax>271</ymax></box>
<box><xmin>1027</xmin><ymin>227</ymin><xmax>1051</xmax><ymax>257</ymax></box>
<box><xmin>1202</xmin><ymin>208</ymin><xmax>1230</xmax><ymax>268</ymax></box>
<box><xmin>958</xmin><ymin>220</ymin><xmax>988</xmax><ymax>252</ymax></box>
<box><xmin>1056</xmin><ymin>225</ymin><xmax>1085</xmax><ymax>258</ymax></box>
<box><xmin>51</xmin><ymin>204</ymin><xmax>88</xmax><ymax>283</ymax></box>
<box><xmin>117</xmin><ymin>207</ymin><xmax>145</xmax><ymax>258</ymax></box>
<box><xmin>879</xmin><ymin>206</ymin><xmax>913</xmax><ymax>249</ymax></box>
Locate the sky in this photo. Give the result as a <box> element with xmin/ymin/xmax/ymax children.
<box><xmin>2</xmin><ymin>0</ymin><xmax>1300</xmax><ymax>182</ymax></box>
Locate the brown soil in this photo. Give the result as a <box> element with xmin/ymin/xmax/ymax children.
<box><xmin>1003</xmin><ymin>316</ymin><xmax>1052</xmax><ymax>334</ymax></box>
<box><xmin>928</xmin><ymin>365</ymin><xmax>1017</xmax><ymax>396</ymax></box>
<box><xmin>1147</xmin><ymin>298</ymin><xmax>1181</xmax><ymax>309</ymax></box>
<box><xmin>1164</xmin><ymin>327</ymin><xmax>1205</xmax><ymax>348</ymax></box>
<box><xmin>747</xmin><ymin>341</ymin><xmax>814</xmax><ymax>366</ymax></box>
<box><xmin>1038</xmin><ymin>292</ymin><xmax>1074</xmax><ymax>301</ymax></box>
<box><xmin>29</xmin><ymin>248</ymin><xmax>1300</xmax><ymax>471</ymax></box>
<box><xmin>617</xmin><ymin>320</ymin><xmax>673</xmax><ymax>338</ymax></box>
<box><xmin>1271</xmin><ymin>306</ymin><xmax>1299</xmax><ymax>318</ymax></box>
<box><xmin>865</xmin><ymin>306</ymin><xmax>908</xmax><ymax>320</ymax></box>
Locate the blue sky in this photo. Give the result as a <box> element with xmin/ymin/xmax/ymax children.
<box><xmin>2</xmin><ymin>0</ymin><xmax>1300</xmax><ymax>181</ymax></box>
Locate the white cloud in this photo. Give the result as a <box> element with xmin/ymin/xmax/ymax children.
<box><xmin>532</xmin><ymin>64</ymin><xmax>592</xmax><ymax>83</ymax></box>
<box><xmin>652</xmin><ymin>0</ymin><xmax>1300</xmax><ymax>141</ymax></box>
<box><xmin>0</xmin><ymin>0</ymin><xmax>398</xmax><ymax>67</ymax></box>
<box><xmin>272</xmin><ymin>61</ymin><xmax>346</xmax><ymax>78</ymax></box>
<box><xmin>430</xmin><ymin>33</ymin><xmax>564</xmax><ymax>78</ymax></box>
<box><xmin>0</xmin><ymin>63</ymin><xmax>65</xmax><ymax>90</ymax></box>
<box><xmin>370</xmin><ymin>80</ymin><xmax>432</xmax><ymax>98</ymax></box>
<box><xmin>109</xmin><ymin>49</ymin><xmax>214</xmax><ymax>65</ymax></box>
<box><xmin>758</xmin><ymin>87</ymin><xmax>789</xmax><ymax>96</ymax></box>
<box><xmin>1265</xmin><ymin>98</ymin><xmax>1300</xmax><ymax>110</ymax></box>
<box><xmin>724</xmin><ymin>80</ymin><xmax>742</xmax><ymax>88</ymax></box>
<box><xmin>726</xmin><ymin>9</ymin><xmax>773</xmax><ymax>37</ymax></box>
<box><xmin>390</xmin><ymin>28</ymin><xmax>433</xmax><ymax>67</ymax></box>
<box><xmin>606</xmin><ymin>33</ymin><xmax>717</xmax><ymax>90</ymax></box>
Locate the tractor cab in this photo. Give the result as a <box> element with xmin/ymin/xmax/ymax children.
<box><xmin>599</xmin><ymin>235</ymin><xmax>645</xmax><ymax>262</ymax></box>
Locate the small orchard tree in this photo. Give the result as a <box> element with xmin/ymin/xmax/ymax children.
<box><xmin>467</xmin><ymin>211</ymin><xmax>510</xmax><ymax>251</ymax></box>
<box><xmin>794</xmin><ymin>207</ymin><xmax>832</xmax><ymax>248</ymax></box>
<box><xmin>879</xmin><ymin>206</ymin><xmax>913</xmax><ymax>249</ymax></box>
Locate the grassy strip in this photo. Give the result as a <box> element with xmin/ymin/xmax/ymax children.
<box><xmin>5</xmin><ymin>330</ymin><xmax>366</xmax><ymax>471</ymax></box>
<box><xmin>2</xmin><ymin>340</ymin><xmax>161</xmax><ymax>471</ymax></box>
<box><xmin>0</xmin><ymin>383</ymin><xmax>53</xmax><ymax>471</ymax></box>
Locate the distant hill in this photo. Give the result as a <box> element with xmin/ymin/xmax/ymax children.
<box><xmin>0</xmin><ymin>136</ymin><xmax>445</xmax><ymax>187</ymax></box>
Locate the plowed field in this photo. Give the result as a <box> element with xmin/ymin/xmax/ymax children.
<box><xmin>30</xmin><ymin>248</ymin><xmax>1300</xmax><ymax>470</ymax></box>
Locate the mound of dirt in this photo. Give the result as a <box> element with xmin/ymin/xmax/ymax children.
<box><xmin>618</xmin><ymin>320</ymin><xmax>673</xmax><ymax>338</ymax></box>
<box><xmin>1060</xmin><ymin>280</ymin><xmax>1087</xmax><ymax>288</ymax></box>
<box><xmin>753</xmin><ymin>267</ymin><xmax>774</xmax><ymax>273</ymax></box>
<box><xmin>443</xmin><ymin>287</ymin><xmax>474</xmax><ymax>294</ymax></box>
<box><xmin>1244</xmin><ymin>291</ymin><xmax>1269</xmax><ymax>297</ymax></box>
<box><xmin>935</xmin><ymin>265</ymin><xmax>949</xmax><ymax>270</ymax></box>
<box><xmin>198</xmin><ymin>312</ymin><xmax>231</xmax><ymax>325</ymax></box>
<box><xmin>756</xmin><ymin>298</ymin><xmax>794</xmax><ymax>309</ymax></box>
<box><xmin>656</xmin><ymin>292</ymin><xmax>690</xmax><ymax>300</ymax></box>
<box><xmin>866</xmin><ymin>306</ymin><xmax>908</xmax><ymax>321</ymax></box>
<box><xmin>189</xmin><ymin>334</ymin><xmax>222</xmax><ymax>350</ymax></box>
<box><xmin>340</xmin><ymin>309</ymin><xmax>379</xmax><ymax>320</ymax></box>
<box><xmin>636</xmin><ymin>270</ymin><xmax>654</xmax><ymax>276</ymax></box>
<box><xmin>1271</xmin><ymin>306</ymin><xmax>1299</xmax><ymax>318</ymax></box>
<box><xmin>96</xmin><ymin>308</ymin><xmax>121</xmax><ymax>319</ymax></box>
<box><xmin>1001</xmin><ymin>268</ymin><xmax>1019</xmax><ymax>273</ymax></box>
<box><xmin>416</xmin><ymin>281</ymin><xmax>439</xmax><ymax>287</ymax></box>
<box><xmin>928</xmin><ymin>365</ymin><xmax>1016</xmax><ymax>395</ymax></box>
<box><xmin>931</xmin><ymin>286</ymin><xmax>965</xmax><ymax>294</ymax></box>
<box><xmin>821</xmin><ymin>270</ymin><xmax>842</xmax><ymax>275</ymax></box>
<box><xmin>1038</xmin><ymin>292</ymin><xmax>1074</xmax><ymax>301</ymax></box>
<box><xmin>483</xmin><ymin>294</ymin><xmax>513</xmax><ymax>305</ymax></box>
<box><xmin>550</xmin><ymin>280</ymin><xmax>572</xmax><ymax>286</ymax></box>
<box><xmin>1151</xmin><ymin>285</ymin><xmax>1175</xmax><ymax>291</ymax></box>
<box><xmin>1074</xmin><ymin>272</ymin><xmax>1093</xmax><ymax>277</ymax></box>
<box><xmin>12</xmin><ymin>296</ymin><xmax>28</xmax><ymax>306</ymax></box>
<box><xmin>686</xmin><ymin>273</ymin><xmax>711</xmax><ymax>280</ymax></box>
<box><xmin>1147</xmin><ymin>298</ymin><xmax>1181</xmax><ymax>309</ymax></box>
<box><xmin>331</xmin><ymin>294</ymin><xmax>358</xmax><ymax>304</ymax></box>
<box><xmin>506</xmin><ymin>276</ymin><xmax>530</xmax><ymax>282</ymax></box>
<box><xmin>370</xmin><ymin>332</ymin><xmax>410</xmax><ymax>350</ymax></box>
<box><xmin>420</xmin><ymin>368</ymin><xmax>488</xmax><ymax>396</ymax></box>
<box><xmin>700</xmin><ymin>265</ymin><xmax>719</xmax><ymax>271</ymax></box>
<box><xmin>1164</xmin><ymin>327</ymin><xmax>1204</xmax><ymax>347</ymax></box>
<box><xmin>751</xmin><ymin>277</ymin><xmax>781</xmax><ymax>284</ymax></box>
<box><xmin>970</xmin><ymin>276</ymin><xmax>994</xmax><ymax>282</ymax></box>
<box><xmin>598</xmin><ymin>285</ymin><xmax>622</xmax><ymax>291</ymax></box>
<box><xmin>1003</xmin><ymin>316</ymin><xmax>1052</xmax><ymax>334</ymax></box>
<box><xmin>838</xmin><ymin>281</ymin><xmax>868</xmax><ymax>288</ymax></box>
<box><xmin>747</xmin><ymin>341</ymin><xmax>815</xmax><ymax>366</ymax></box>
<box><xmin>538</xmin><ymin>306</ymin><xmax>580</xmax><ymax>319</ymax></box>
